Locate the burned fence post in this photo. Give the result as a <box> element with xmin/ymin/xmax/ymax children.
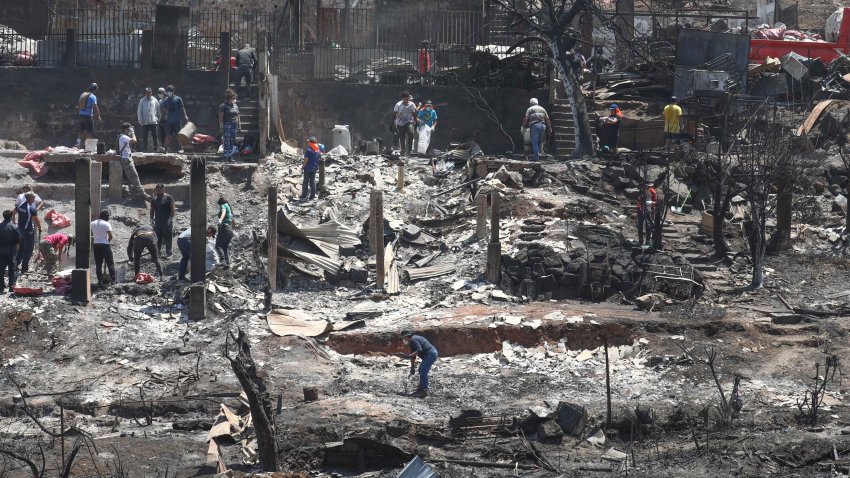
<box><xmin>267</xmin><ymin>186</ymin><xmax>278</xmax><ymax>291</ymax></box>
<box><xmin>72</xmin><ymin>158</ymin><xmax>91</xmax><ymax>303</ymax></box>
<box><xmin>318</xmin><ymin>159</ymin><xmax>327</xmax><ymax>192</ymax></box>
<box><xmin>371</xmin><ymin>189</ymin><xmax>385</xmax><ymax>290</ymax></box>
<box><xmin>487</xmin><ymin>191</ymin><xmax>501</xmax><ymax>283</ymax></box>
<box><xmin>397</xmin><ymin>160</ymin><xmax>405</xmax><ymax>192</ymax></box>
<box><xmin>108</xmin><ymin>159</ymin><xmax>123</xmax><ymax>202</ymax></box>
<box><xmin>190</xmin><ymin>156</ymin><xmax>207</xmax><ymax>321</ymax></box>
<box><xmin>476</xmin><ymin>194</ymin><xmax>488</xmax><ymax>240</ymax></box>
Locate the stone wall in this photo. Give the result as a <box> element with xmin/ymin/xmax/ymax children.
<box><xmin>0</xmin><ymin>67</ymin><xmax>227</xmax><ymax>149</ymax></box>
<box><xmin>278</xmin><ymin>82</ymin><xmax>547</xmax><ymax>154</ymax></box>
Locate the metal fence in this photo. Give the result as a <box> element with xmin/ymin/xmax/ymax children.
<box><xmin>314</xmin><ymin>8</ymin><xmax>489</xmax><ymax>48</ymax></box>
<box><xmin>274</xmin><ymin>44</ymin><xmax>550</xmax><ymax>87</ymax></box>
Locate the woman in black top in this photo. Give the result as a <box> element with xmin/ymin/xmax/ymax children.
<box><xmin>219</xmin><ymin>88</ymin><xmax>241</xmax><ymax>159</ymax></box>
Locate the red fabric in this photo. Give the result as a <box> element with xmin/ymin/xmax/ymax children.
<box><xmin>230</xmin><ymin>56</ymin><xmax>237</xmax><ymax>68</ymax></box>
<box><xmin>12</xmin><ymin>287</ymin><xmax>43</xmax><ymax>296</ymax></box>
<box><xmin>308</xmin><ymin>141</ymin><xmax>320</xmax><ymax>152</ymax></box>
<box><xmin>44</xmin><ymin>211</ymin><xmax>72</xmax><ymax>229</ymax></box>
<box><xmin>135</xmin><ymin>273</ymin><xmax>155</xmax><ymax>284</ymax></box>
<box><xmin>18</xmin><ymin>150</ymin><xmax>49</xmax><ymax>178</ymax></box>
<box><xmin>418</xmin><ymin>48</ymin><xmax>431</xmax><ymax>74</ymax></box>
<box><xmin>192</xmin><ymin>133</ymin><xmax>218</xmax><ymax>143</ymax></box>
<box><xmin>13</xmin><ymin>51</ymin><xmax>35</xmax><ymax>66</ymax></box>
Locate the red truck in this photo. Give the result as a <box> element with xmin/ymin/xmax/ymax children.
<box><xmin>749</xmin><ymin>7</ymin><xmax>850</xmax><ymax>62</ymax></box>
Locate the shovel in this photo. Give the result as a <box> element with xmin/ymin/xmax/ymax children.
<box><xmin>671</xmin><ymin>189</ymin><xmax>692</xmax><ymax>215</ymax></box>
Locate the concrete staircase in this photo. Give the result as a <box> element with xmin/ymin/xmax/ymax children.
<box><xmin>230</xmin><ymin>80</ymin><xmax>260</xmax><ymax>152</ymax></box>
<box><xmin>550</xmin><ymin>100</ymin><xmax>576</xmax><ymax>159</ymax></box>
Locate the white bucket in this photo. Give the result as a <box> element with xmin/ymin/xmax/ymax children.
<box><xmin>85</xmin><ymin>138</ymin><xmax>98</xmax><ymax>153</ymax></box>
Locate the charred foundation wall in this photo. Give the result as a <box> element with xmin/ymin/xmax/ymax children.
<box><xmin>0</xmin><ymin>67</ymin><xmax>226</xmax><ymax>149</ymax></box>
<box><xmin>278</xmin><ymin>82</ymin><xmax>547</xmax><ymax>154</ymax></box>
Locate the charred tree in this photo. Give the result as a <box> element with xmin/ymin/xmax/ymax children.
<box><xmin>493</xmin><ymin>0</ymin><xmax>594</xmax><ymax>156</ymax></box>
<box><xmin>226</xmin><ymin>328</ymin><xmax>279</xmax><ymax>472</ymax></box>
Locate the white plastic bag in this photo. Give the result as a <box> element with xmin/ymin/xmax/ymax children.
<box><xmin>417</xmin><ymin>124</ymin><xmax>433</xmax><ymax>155</ymax></box>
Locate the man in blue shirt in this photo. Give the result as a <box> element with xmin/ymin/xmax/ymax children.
<box><xmin>160</xmin><ymin>85</ymin><xmax>190</xmax><ymax>153</ymax></box>
<box><xmin>77</xmin><ymin>83</ymin><xmax>102</xmax><ymax>148</ymax></box>
<box><xmin>401</xmin><ymin>330</ymin><xmax>438</xmax><ymax>398</ymax></box>
<box><xmin>300</xmin><ymin>137</ymin><xmax>321</xmax><ymax>201</ymax></box>
<box><xmin>15</xmin><ymin>193</ymin><xmax>42</xmax><ymax>275</ymax></box>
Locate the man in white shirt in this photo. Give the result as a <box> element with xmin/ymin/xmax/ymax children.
<box><xmin>393</xmin><ymin>91</ymin><xmax>419</xmax><ymax>158</ymax></box>
<box><xmin>90</xmin><ymin>209</ymin><xmax>115</xmax><ymax>288</ymax></box>
<box><xmin>12</xmin><ymin>186</ymin><xmax>43</xmax><ymax>222</ymax></box>
<box><xmin>118</xmin><ymin>122</ymin><xmax>148</xmax><ymax>202</ymax></box>
<box><xmin>137</xmin><ymin>87</ymin><xmax>160</xmax><ymax>152</ymax></box>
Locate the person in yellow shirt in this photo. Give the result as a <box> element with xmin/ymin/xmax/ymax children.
<box><xmin>663</xmin><ymin>96</ymin><xmax>683</xmax><ymax>148</ymax></box>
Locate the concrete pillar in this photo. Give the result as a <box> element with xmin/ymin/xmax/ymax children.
<box><xmin>267</xmin><ymin>186</ymin><xmax>278</xmax><ymax>291</ymax></box>
<box><xmin>220</xmin><ymin>32</ymin><xmax>231</xmax><ymax>87</ymax></box>
<box><xmin>64</xmin><ymin>29</ymin><xmax>76</xmax><ymax>68</ymax></box>
<box><xmin>108</xmin><ymin>159</ymin><xmax>123</xmax><ymax>202</ymax></box>
<box><xmin>90</xmin><ymin>162</ymin><xmax>102</xmax><ymax>220</ymax></box>
<box><xmin>487</xmin><ymin>191</ymin><xmax>501</xmax><ymax>284</ymax></box>
<box><xmin>72</xmin><ymin>158</ymin><xmax>91</xmax><ymax>302</ymax></box>
<box><xmin>140</xmin><ymin>30</ymin><xmax>154</xmax><ymax>69</ymax></box>
<box><xmin>318</xmin><ymin>159</ymin><xmax>326</xmax><ymax>191</ymax></box>
<box><xmin>397</xmin><ymin>161</ymin><xmax>405</xmax><ymax>192</ymax></box>
<box><xmin>476</xmin><ymin>194</ymin><xmax>488</xmax><ymax>240</ymax></box>
<box><xmin>371</xmin><ymin>190</ymin><xmax>385</xmax><ymax>290</ymax></box>
<box><xmin>190</xmin><ymin>156</ymin><xmax>207</xmax><ymax>320</ymax></box>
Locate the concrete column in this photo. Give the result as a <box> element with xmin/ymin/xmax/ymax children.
<box><xmin>140</xmin><ymin>30</ymin><xmax>154</xmax><ymax>69</ymax></box>
<box><xmin>318</xmin><ymin>160</ymin><xmax>326</xmax><ymax>191</ymax></box>
<box><xmin>476</xmin><ymin>194</ymin><xmax>488</xmax><ymax>240</ymax></box>
<box><xmin>90</xmin><ymin>162</ymin><xmax>102</xmax><ymax>220</ymax></box>
<box><xmin>72</xmin><ymin>158</ymin><xmax>91</xmax><ymax>302</ymax></box>
<box><xmin>487</xmin><ymin>191</ymin><xmax>501</xmax><ymax>284</ymax></box>
<box><xmin>108</xmin><ymin>159</ymin><xmax>123</xmax><ymax>202</ymax></box>
<box><xmin>371</xmin><ymin>190</ymin><xmax>385</xmax><ymax>290</ymax></box>
<box><xmin>64</xmin><ymin>29</ymin><xmax>76</xmax><ymax>68</ymax></box>
<box><xmin>190</xmin><ymin>156</ymin><xmax>207</xmax><ymax>320</ymax></box>
<box><xmin>220</xmin><ymin>32</ymin><xmax>231</xmax><ymax>87</ymax></box>
<box><xmin>267</xmin><ymin>186</ymin><xmax>278</xmax><ymax>291</ymax></box>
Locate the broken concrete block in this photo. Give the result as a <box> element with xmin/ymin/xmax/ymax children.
<box><xmin>635</xmin><ymin>293</ymin><xmax>667</xmax><ymax>311</ymax></box>
<box><xmin>402</xmin><ymin>224</ymin><xmax>421</xmax><ymax>241</ymax></box>
<box><xmin>350</xmin><ymin>268</ymin><xmax>368</xmax><ymax>283</ymax></box>
<box><xmin>536</xmin><ymin>419</ymin><xmax>564</xmax><ymax>442</ymax></box>
<box><xmin>554</xmin><ymin>401</ymin><xmax>587</xmax><ymax>436</ymax></box>
<box><xmin>494</xmin><ymin>166</ymin><xmax>524</xmax><ymax>189</ymax></box>
<box><xmin>340</xmin><ymin>245</ymin><xmax>357</xmax><ymax>257</ymax></box>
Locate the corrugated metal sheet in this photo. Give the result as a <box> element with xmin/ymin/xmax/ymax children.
<box><xmin>405</xmin><ymin>264</ymin><xmax>456</xmax><ymax>281</ymax></box>
<box><xmin>398</xmin><ymin>456</ymin><xmax>438</xmax><ymax>478</ymax></box>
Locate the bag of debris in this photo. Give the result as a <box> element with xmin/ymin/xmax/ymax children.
<box><xmin>417</xmin><ymin>124</ymin><xmax>432</xmax><ymax>155</ymax></box>
<box><xmin>44</xmin><ymin>210</ymin><xmax>72</xmax><ymax>229</ymax></box>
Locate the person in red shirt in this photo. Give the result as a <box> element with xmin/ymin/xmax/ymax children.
<box><xmin>636</xmin><ymin>182</ymin><xmax>657</xmax><ymax>246</ymax></box>
<box><xmin>37</xmin><ymin>232</ymin><xmax>74</xmax><ymax>276</ymax></box>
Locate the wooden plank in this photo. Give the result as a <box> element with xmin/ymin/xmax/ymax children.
<box><xmin>797</xmin><ymin>99</ymin><xmax>835</xmax><ymax>136</ymax></box>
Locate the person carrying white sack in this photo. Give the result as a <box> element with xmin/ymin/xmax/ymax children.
<box><xmin>416</xmin><ymin>100</ymin><xmax>438</xmax><ymax>156</ymax></box>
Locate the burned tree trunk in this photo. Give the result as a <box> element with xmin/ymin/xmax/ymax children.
<box><xmin>549</xmin><ymin>39</ymin><xmax>594</xmax><ymax>157</ymax></box>
<box><xmin>712</xmin><ymin>185</ymin><xmax>733</xmax><ymax>256</ymax></box>
<box><xmin>227</xmin><ymin>328</ymin><xmax>279</xmax><ymax>471</ymax></box>
<box><xmin>770</xmin><ymin>187</ymin><xmax>793</xmax><ymax>252</ymax></box>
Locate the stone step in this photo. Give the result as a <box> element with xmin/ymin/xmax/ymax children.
<box><xmin>692</xmin><ymin>264</ymin><xmax>718</xmax><ymax>272</ymax></box>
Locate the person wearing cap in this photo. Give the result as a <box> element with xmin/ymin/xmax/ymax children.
<box><xmin>137</xmin><ymin>87</ymin><xmax>160</xmax><ymax>153</ymax></box>
<box><xmin>394</xmin><ymin>91</ymin><xmax>419</xmax><ymax>158</ymax></box>
<box><xmin>156</xmin><ymin>87</ymin><xmax>167</xmax><ymax>149</ymax></box>
<box><xmin>416</xmin><ymin>100</ymin><xmax>438</xmax><ymax>155</ymax></box>
<box><xmin>663</xmin><ymin>96</ymin><xmax>683</xmax><ymax>147</ymax></box>
<box><xmin>234</xmin><ymin>43</ymin><xmax>258</xmax><ymax>95</ymax></box>
<box><xmin>522</xmin><ymin>98</ymin><xmax>551</xmax><ymax>161</ymax></box>
<box><xmin>400</xmin><ymin>330</ymin><xmax>438</xmax><ymax>398</ymax></box>
<box><xmin>636</xmin><ymin>182</ymin><xmax>657</xmax><ymax>246</ymax></box>
<box><xmin>37</xmin><ymin>232</ymin><xmax>74</xmax><ymax>277</ymax></box>
<box><xmin>77</xmin><ymin>83</ymin><xmax>102</xmax><ymax>148</ymax></box>
<box><xmin>300</xmin><ymin>137</ymin><xmax>322</xmax><ymax>201</ymax></box>
<box><xmin>598</xmin><ymin>104</ymin><xmax>622</xmax><ymax>154</ymax></box>
<box><xmin>118</xmin><ymin>122</ymin><xmax>148</xmax><ymax>202</ymax></box>
<box><xmin>127</xmin><ymin>225</ymin><xmax>163</xmax><ymax>279</ymax></box>
<box><xmin>91</xmin><ymin>209</ymin><xmax>116</xmax><ymax>288</ymax></box>
<box><xmin>12</xmin><ymin>185</ymin><xmax>43</xmax><ymax>223</ymax></box>
<box><xmin>160</xmin><ymin>85</ymin><xmax>189</xmax><ymax>153</ymax></box>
